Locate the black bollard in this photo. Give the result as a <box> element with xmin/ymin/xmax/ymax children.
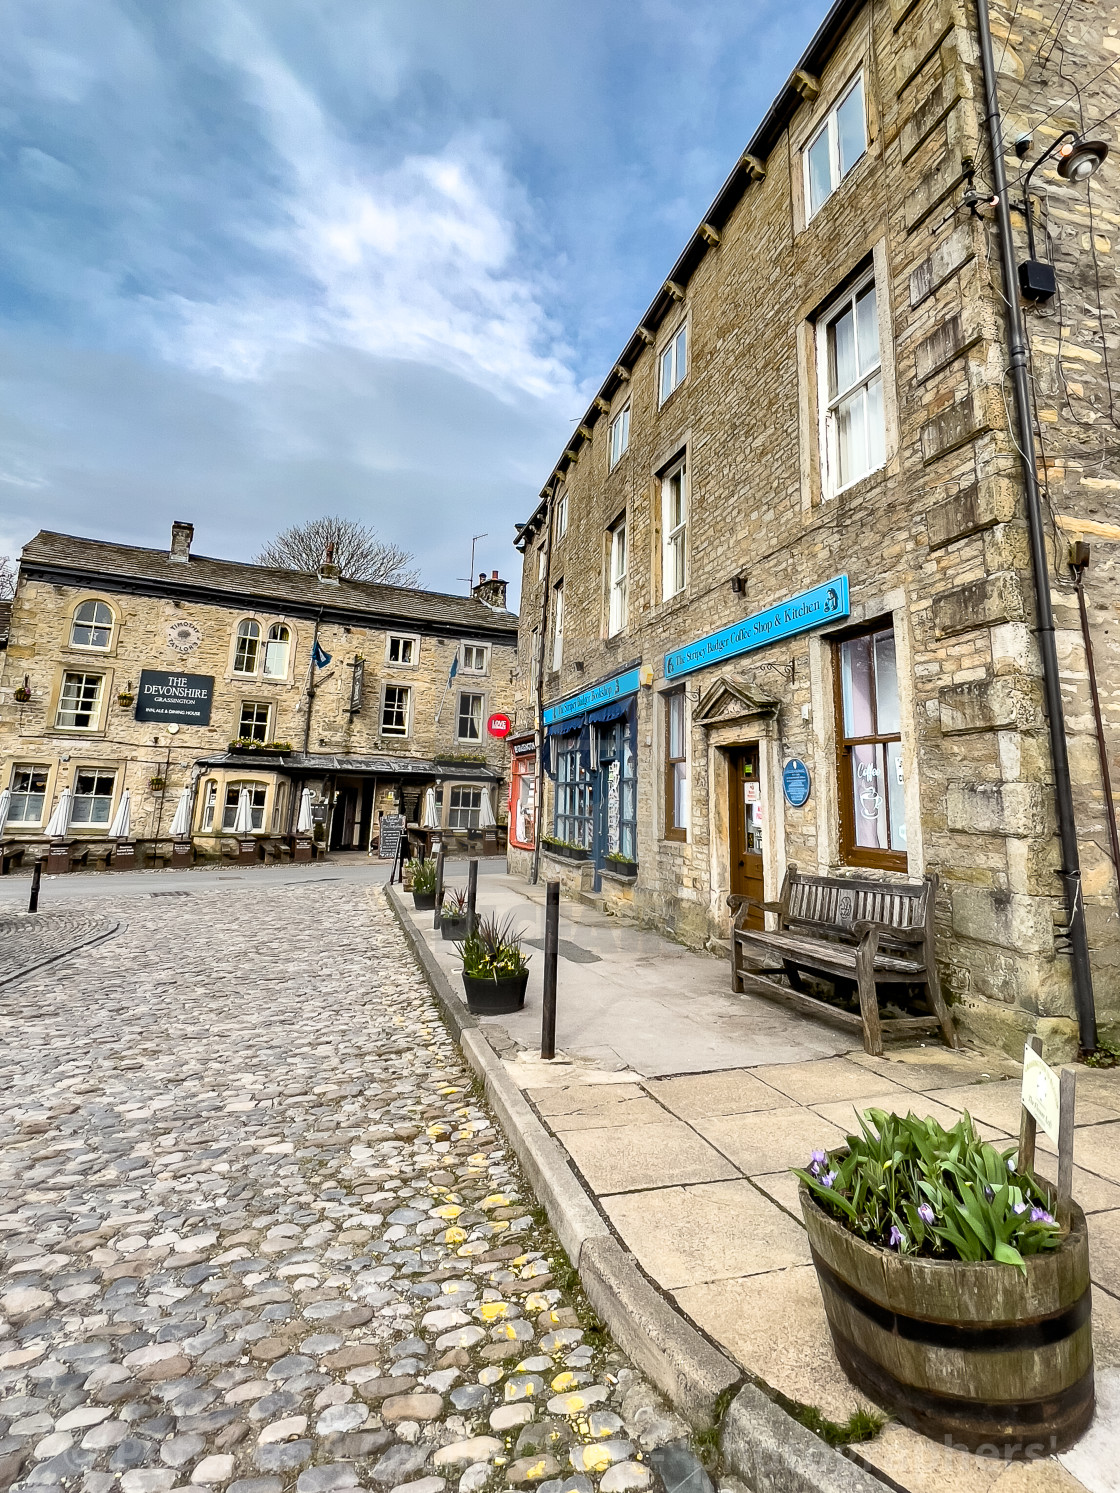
<box><xmin>466</xmin><ymin>858</ymin><xmax>478</xmax><ymax>936</ymax></box>
<box><xmin>29</xmin><ymin>859</ymin><xmax>43</xmax><ymax>914</ymax></box>
<box><xmin>541</xmin><ymin>880</ymin><xmax>559</xmax><ymax>1059</ymax></box>
<box><xmin>433</xmin><ymin>845</ymin><xmax>445</xmax><ymax>931</ymax></box>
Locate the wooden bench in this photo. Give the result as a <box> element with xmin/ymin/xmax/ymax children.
<box><xmin>728</xmin><ymin>864</ymin><xmax>956</xmax><ymax>1056</ymax></box>
<box><xmin>0</xmin><ymin>844</ymin><xmax>24</xmax><ymax>875</ymax></box>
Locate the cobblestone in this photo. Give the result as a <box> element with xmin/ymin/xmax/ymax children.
<box><xmin>0</xmin><ymin>883</ymin><xmax>693</xmax><ymax>1493</ymax></box>
<box><xmin>0</xmin><ymin>915</ymin><xmax>121</xmax><ymax>989</ymax></box>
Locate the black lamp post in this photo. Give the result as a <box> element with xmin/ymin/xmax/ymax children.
<box><xmin>1018</xmin><ymin>132</ymin><xmax>1110</xmax><ymax>300</ymax></box>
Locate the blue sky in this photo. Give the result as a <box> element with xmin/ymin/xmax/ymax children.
<box><xmin>1</xmin><ymin>0</ymin><xmax>826</xmax><ymax>601</ymax></box>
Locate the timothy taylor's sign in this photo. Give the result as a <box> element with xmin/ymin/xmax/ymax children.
<box><xmin>664</xmin><ymin>576</ymin><xmax>850</xmax><ymax>681</ymax></box>
<box><xmin>135</xmin><ymin>671</ymin><xmax>214</xmax><ymax>726</ymax></box>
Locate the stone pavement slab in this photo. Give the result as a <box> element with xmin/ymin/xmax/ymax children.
<box><xmin>642</xmin><ymin>1070</ymin><xmax>785</xmax><ymax>1121</ymax></box>
<box><xmin>561</xmin><ymin>1122</ymin><xmax>738</xmax><ymax>1194</ymax></box>
<box><xmin>602</xmin><ymin>1181</ymin><xmax>810</xmax><ymax>1288</ymax></box>
<box><xmin>692</xmin><ymin>1107</ymin><xmax>848</xmax><ymax>1175</ymax></box>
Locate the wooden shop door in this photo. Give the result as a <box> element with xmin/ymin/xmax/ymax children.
<box><xmin>728</xmin><ymin>745</ymin><xmax>765</xmax><ymax>931</ymax></box>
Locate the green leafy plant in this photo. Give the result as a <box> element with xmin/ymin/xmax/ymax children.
<box><xmin>605</xmin><ymin>851</ymin><xmax>636</xmax><ymax>866</ymax></box>
<box><xmin>441</xmin><ymin>889</ymin><xmax>469</xmax><ymax>920</ymax></box>
<box><xmin>1084</xmin><ymin>1037</ymin><xmax>1120</xmax><ymax>1069</ymax></box>
<box><xmin>457</xmin><ymin>912</ymin><xmax>530</xmax><ymax>980</ymax></box>
<box><xmin>543</xmin><ymin>835</ymin><xmax>587</xmax><ymax>852</ymax></box>
<box><xmin>793</xmin><ymin>1108</ymin><xmax>1061</xmax><ymax>1274</ymax></box>
<box><xmin>407</xmin><ymin>858</ymin><xmax>437</xmax><ymax>894</ymax></box>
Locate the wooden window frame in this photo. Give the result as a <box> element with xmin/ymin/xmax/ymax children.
<box><xmin>832</xmin><ymin>618</ymin><xmax>907</xmax><ymax>872</ymax></box>
<box><xmin>663</xmin><ymin>688</ymin><xmax>687</xmax><ymax>842</ymax></box>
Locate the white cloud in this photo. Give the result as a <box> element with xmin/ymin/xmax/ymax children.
<box><xmin>154</xmin><ymin>4</ymin><xmax>580</xmax><ymax>409</ymax></box>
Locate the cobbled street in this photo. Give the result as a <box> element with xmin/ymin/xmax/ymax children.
<box><xmin>0</xmin><ymin>882</ymin><xmax>694</xmax><ymax>1493</ymax></box>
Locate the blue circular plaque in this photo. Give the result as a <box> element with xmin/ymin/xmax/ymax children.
<box><xmin>783</xmin><ymin>758</ymin><xmax>811</xmax><ymax>808</ymax></box>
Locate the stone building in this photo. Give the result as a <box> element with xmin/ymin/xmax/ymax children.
<box><xmin>0</xmin><ymin>524</ymin><xmax>517</xmax><ymax>861</ymax></box>
<box><xmin>510</xmin><ymin>0</ymin><xmax>1120</xmax><ymax>1056</ymax></box>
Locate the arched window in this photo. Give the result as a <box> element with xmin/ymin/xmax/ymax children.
<box><xmin>263</xmin><ymin>624</ymin><xmax>290</xmax><ymax>679</ymax></box>
<box><xmin>233</xmin><ymin>620</ymin><xmax>261</xmax><ymax>674</ymax></box>
<box><xmin>70</xmin><ymin>600</ymin><xmax>114</xmax><ymax>649</ymax></box>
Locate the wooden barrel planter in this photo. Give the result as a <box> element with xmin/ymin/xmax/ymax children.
<box><xmin>800</xmin><ymin>1184</ymin><xmax>1093</xmax><ymax>1454</ymax></box>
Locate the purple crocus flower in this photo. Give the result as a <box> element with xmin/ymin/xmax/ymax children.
<box><xmin>821</xmin><ymin>1171</ymin><xmax>836</xmax><ymax>1188</ymax></box>
<box><xmin>809</xmin><ymin>1150</ymin><xmax>827</xmax><ymax>1176</ymax></box>
<box><xmin>983</xmin><ymin>1185</ymin><xmax>995</xmax><ymax>1202</ymax></box>
<box><xmin>1030</xmin><ymin>1207</ymin><xmax>1055</xmax><ymax>1224</ymax></box>
<box><xmin>917</xmin><ymin>1203</ymin><xmax>935</xmax><ymax>1225</ymax></box>
<box><xmin>888</xmin><ymin>1225</ymin><xmax>905</xmax><ymax>1249</ymax></box>
<box><xmin>1012</xmin><ymin>1201</ymin><xmax>1029</xmax><ymax>1215</ymax></box>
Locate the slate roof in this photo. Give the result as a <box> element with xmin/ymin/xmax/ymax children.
<box><xmin>20</xmin><ymin>530</ymin><xmax>517</xmax><ymax>638</ymax></box>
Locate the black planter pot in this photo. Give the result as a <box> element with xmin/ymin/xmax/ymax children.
<box><xmin>604</xmin><ymin>860</ymin><xmax>638</xmax><ymax>879</ymax></box>
<box><xmin>462</xmin><ymin>969</ymin><xmax>529</xmax><ymax>1015</ymax></box>
<box><xmin>441</xmin><ymin>917</ymin><xmax>467</xmax><ymax>941</ymax></box>
<box><xmin>543</xmin><ymin>843</ymin><xmax>589</xmax><ymax>863</ymax></box>
<box><xmin>412</xmin><ymin>891</ymin><xmax>437</xmax><ymax>910</ymax></box>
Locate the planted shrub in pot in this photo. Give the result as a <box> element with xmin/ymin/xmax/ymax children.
<box><xmin>408</xmin><ymin>858</ymin><xmax>438</xmax><ymax>910</ymax></box>
<box><xmin>604</xmin><ymin>850</ymin><xmax>638</xmax><ymax>878</ymax></box>
<box><xmin>440</xmin><ymin>888</ymin><xmax>469</xmax><ymax>941</ymax></box>
<box><xmin>794</xmin><ymin>1109</ymin><xmax>1092</xmax><ymax>1454</ymax></box>
<box><xmin>542</xmin><ymin>835</ymin><xmax>589</xmax><ymax>862</ymax></box>
<box><xmin>456</xmin><ymin>913</ymin><xmax>530</xmax><ymax>1015</ymax></box>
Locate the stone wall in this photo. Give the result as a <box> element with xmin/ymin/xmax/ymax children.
<box><xmin>513</xmin><ymin>0</ymin><xmax>1120</xmax><ymax>1056</ymax></box>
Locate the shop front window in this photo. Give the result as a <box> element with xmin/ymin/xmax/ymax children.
<box><xmin>71</xmin><ymin>770</ymin><xmax>116</xmax><ymax>825</ymax></box>
<box><xmin>510</xmin><ymin>751</ymin><xmax>536</xmax><ymax>850</ymax></box>
<box><xmin>836</xmin><ymin>622</ymin><xmax>906</xmax><ymax>868</ymax></box>
<box><xmin>223</xmin><ymin>782</ymin><xmax>267</xmax><ymax>831</ymax></box>
<box><xmin>598</xmin><ymin>717</ymin><xmax>636</xmax><ymax>862</ymax></box>
<box><xmin>9</xmin><ymin>765</ymin><xmax>49</xmax><ymax>825</ymax></box>
<box><xmin>555</xmin><ymin>738</ymin><xmax>592</xmax><ymax>849</ymax></box>
<box><xmin>448</xmin><ymin>785</ymin><xmax>483</xmax><ymax>830</ymax></box>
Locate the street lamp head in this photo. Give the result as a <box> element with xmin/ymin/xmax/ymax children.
<box><xmin>1057</xmin><ymin>138</ymin><xmax>1109</xmax><ymax>183</ymax></box>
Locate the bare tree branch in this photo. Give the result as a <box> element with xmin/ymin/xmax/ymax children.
<box><xmin>0</xmin><ymin>556</ymin><xmax>15</xmax><ymax>601</ymax></box>
<box><xmin>254</xmin><ymin>517</ymin><xmax>420</xmax><ymax>587</ymax></box>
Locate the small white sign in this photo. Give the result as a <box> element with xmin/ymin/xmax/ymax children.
<box><xmin>1023</xmin><ymin>1047</ymin><xmax>1062</xmax><ymax>1143</ymax></box>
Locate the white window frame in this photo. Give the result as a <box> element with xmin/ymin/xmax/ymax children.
<box><xmin>233</xmin><ymin>619</ymin><xmax>261</xmax><ymax>676</ymax></box>
<box><xmin>609</xmin><ymin>405</ymin><xmax>630</xmax><ymax>469</ymax></box>
<box><xmin>380</xmin><ymin>683</ymin><xmax>411</xmax><ymax>737</ymax></box>
<box><xmin>69</xmin><ymin>600</ymin><xmax>114</xmax><ymax>651</ymax></box>
<box><xmin>201</xmin><ymin>780</ymin><xmax>218</xmax><ymax>830</ymax></box>
<box><xmin>460</xmin><ymin>643</ymin><xmax>490</xmax><ymax>674</ymax></box>
<box><xmin>608</xmin><ymin>521</ymin><xmax>628</xmax><ymax>637</ymax></box>
<box><xmin>238</xmin><ymin>701</ymin><xmax>272</xmax><ymax>742</ymax></box>
<box><xmin>537</xmin><ymin>545</ymin><xmax>547</xmax><ymax>581</ymax></box>
<box><xmin>804</xmin><ymin>72</ymin><xmax>867</xmax><ymax>221</ymax></box>
<box><xmin>262</xmin><ymin>624</ymin><xmax>291</xmax><ymax>679</ymax></box>
<box><xmin>457</xmin><ymin>691</ymin><xmax>485</xmax><ymax>742</ymax></box>
<box><xmin>660</xmin><ymin>458</ymin><xmax>688</xmax><ymax>600</ymax></box>
<box><xmin>817</xmin><ymin>271</ymin><xmax>885</xmax><ymax>498</ymax></box>
<box><xmin>447</xmin><ymin>784</ymin><xmax>483</xmax><ymax>831</ymax></box>
<box><xmin>387</xmin><ymin>634</ymin><xmax>419</xmax><ymax>667</ymax></box>
<box><xmin>8</xmin><ymin>764</ymin><xmax>50</xmax><ymax>825</ymax></box>
<box><xmin>555</xmin><ymin>490</ymin><xmax>568</xmax><ymax>540</ymax></box>
<box><xmin>71</xmin><ymin>768</ymin><xmax>117</xmax><ymax>827</ymax></box>
<box><xmin>56</xmin><ymin>671</ymin><xmax>104</xmax><ymax>731</ymax></box>
<box><xmin>551</xmin><ymin>581</ymin><xmax>564</xmax><ymax>670</ymax></box>
<box><xmin>223</xmin><ymin>781</ymin><xmax>267</xmax><ymax>832</ymax></box>
<box><xmin>659</xmin><ymin>322</ymin><xmax>688</xmax><ymax>405</ymax></box>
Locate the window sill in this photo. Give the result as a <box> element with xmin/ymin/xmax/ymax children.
<box><xmin>824</xmin><ymin>462</ymin><xmax>887</xmax><ymax>507</ymax></box>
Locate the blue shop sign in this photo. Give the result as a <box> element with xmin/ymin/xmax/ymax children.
<box><xmin>543</xmin><ymin>667</ymin><xmax>642</xmax><ymax>727</ymax></box>
<box><xmin>664</xmin><ymin>576</ymin><xmax>850</xmax><ymax>681</ymax></box>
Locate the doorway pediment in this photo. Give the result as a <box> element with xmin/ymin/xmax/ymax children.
<box><xmin>693</xmin><ymin>676</ymin><xmax>779</xmax><ymax>729</ymax></box>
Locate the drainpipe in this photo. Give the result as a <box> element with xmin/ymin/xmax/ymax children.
<box><xmin>302</xmin><ymin>610</ymin><xmax>323</xmax><ymax>754</ymax></box>
<box><xmin>530</xmin><ymin>491</ymin><xmax>556</xmax><ymax>886</ymax></box>
<box><xmin>975</xmin><ymin>0</ymin><xmax>1097</xmax><ymax>1051</ymax></box>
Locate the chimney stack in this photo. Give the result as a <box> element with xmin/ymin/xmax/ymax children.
<box><xmin>472</xmin><ymin>568</ymin><xmax>508</xmax><ymax>610</ymax></box>
<box><xmin>169</xmin><ymin>521</ymin><xmax>194</xmax><ymax>564</ymax></box>
<box><xmin>318</xmin><ymin>542</ymin><xmax>340</xmax><ymax>585</ymax></box>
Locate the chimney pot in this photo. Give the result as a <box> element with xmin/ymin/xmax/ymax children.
<box><xmin>471</xmin><ymin>570</ymin><xmax>509</xmax><ymax>610</ymax></box>
<box><xmin>318</xmin><ymin>541</ymin><xmax>341</xmax><ymax>585</ymax></box>
<box><xmin>491</xmin><ymin>569</ymin><xmax>499</xmax><ymax>579</ymax></box>
<box><xmin>169</xmin><ymin>521</ymin><xmax>194</xmax><ymax>564</ymax></box>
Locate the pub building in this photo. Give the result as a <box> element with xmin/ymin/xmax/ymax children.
<box><xmin>0</xmin><ymin>524</ymin><xmax>517</xmax><ymax>867</ymax></box>
<box><xmin>508</xmin><ymin>0</ymin><xmax>1120</xmax><ymax>1057</ymax></box>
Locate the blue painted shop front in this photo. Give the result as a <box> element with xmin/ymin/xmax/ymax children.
<box><xmin>544</xmin><ymin>668</ymin><xmax>639</xmax><ymax>890</ymax></box>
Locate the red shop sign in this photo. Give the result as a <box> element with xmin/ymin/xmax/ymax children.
<box><xmin>487</xmin><ymin>712</ymin><xmax>512</xmax><ymax>738</ymax></box>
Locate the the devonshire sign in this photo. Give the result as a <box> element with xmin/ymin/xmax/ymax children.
<box><xmin>664</xmin><ymin>576</ymin><xmax>850</xmax><ymax>681</ymax></box>
<box><xmin>135</xmin><ymin>670</ymin><xmax>214</xmax><ymax>726</ymax></box>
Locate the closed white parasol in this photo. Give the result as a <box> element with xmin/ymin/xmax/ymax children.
<box><xmin>478</xmin><ymin>791</ymin><xmax>496</xmax><ymax>829</ymax></box>
<box><xmin>296</xmin><ymin>786</ymin><xmax>314</xmax><ymax>834</ymax></box>
<box><xmin>45</xmin><ymin>788</ymin><xmax>72</xmax><ymax>838</ymax></box>
<box><xmin>420</xmin><ymin>787</ymin><xmax>439</xmax><ymax>828</ymax></box>
<box><xmin>108</xmin><ymin>789</ymin><xmax>132</xmax><ymax>839</ymax></box>
<box><xmin>0</xmin><ymin>789</ymin><xmax>10</xmax><ymax>836</ymax></box>
<box><xmin>232</xmin><ymin>787</ymin><xmax>254</xmax><ymax>835</ymax></box>
<box><xmin>168</xmin><ymin>787</ymin><xmax>193</xmax><ymax>838</ymax></box>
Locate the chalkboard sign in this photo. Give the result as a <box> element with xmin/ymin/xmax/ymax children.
<box><xmin>378</xmin><ymin>813</ymin><xmax>405</xmax><ymax>860</ymax></box>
